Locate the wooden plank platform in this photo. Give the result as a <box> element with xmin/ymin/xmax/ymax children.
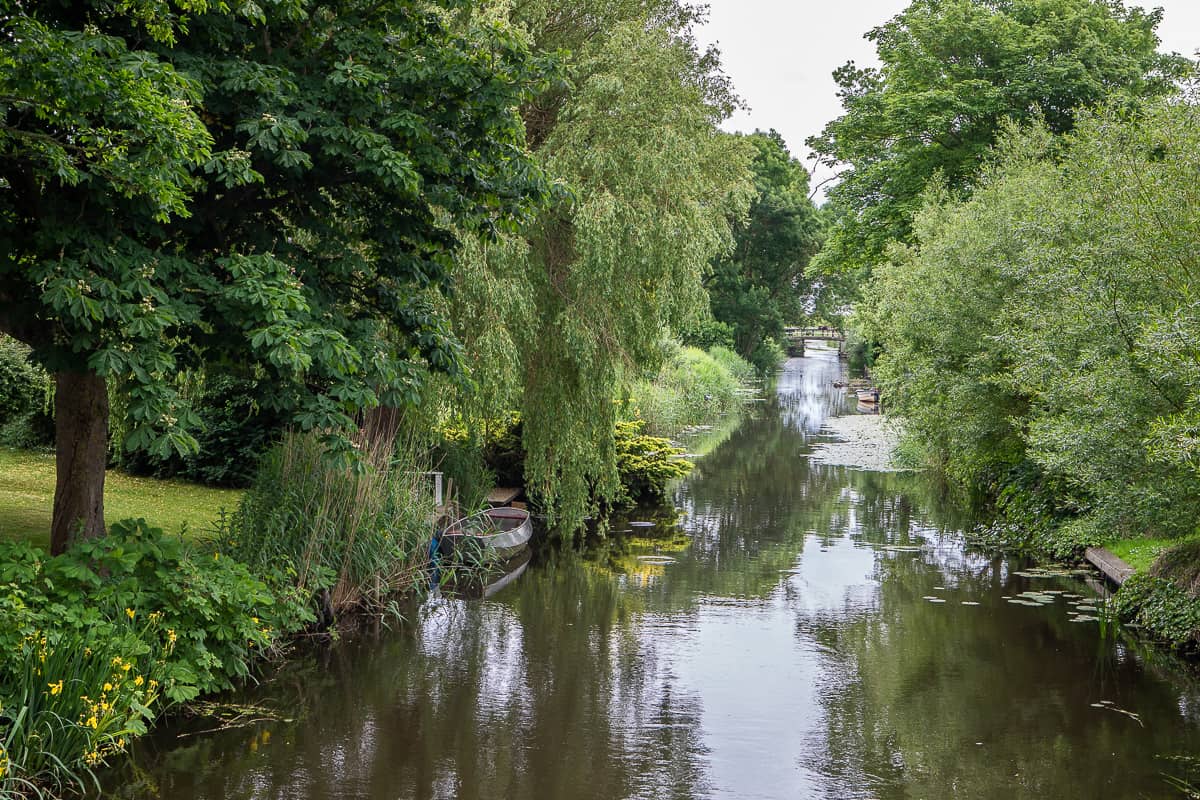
<box><xmin>487</xmin><ymin>487</ymin><xmax>522</xmax><ymax>507</ymax></box>
<box><xmin>1085</xmin><ymin>547</ymin><xmax>1135</xmax><ymax>586</ymax></box>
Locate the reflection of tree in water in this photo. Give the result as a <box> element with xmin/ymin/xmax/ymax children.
<box><xmin>117</xmin><ymin>555</ymin><xmax>713</xmax><ymax>800</ymax></box>
<box><xmin>797</xmin><ymin>532</ymin><xmax>1200</xmax><ymax>799</ymax></box>
<box><xmin>111</xmin><ymin>350</ymin><xmax>1200</xmax><ymax>800</ymax></box>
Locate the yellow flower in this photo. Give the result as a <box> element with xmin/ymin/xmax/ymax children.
<box><xmin>134</xmin><ymin>676</ymin><xmax>144</xmax><ymax>687</ymax></box>
<box><xmin>86</xmin><ymin>715</ymin><xmax>98</xmax><ymax>729</ymax></box>
<box><xmin>148</xmin><ymin>611</ymin><xmax>163</xmax><ymax>623</ymax></box>
<box><xmin>121</xmin><ymin>662</ymin><xmax>131</xmax><ymax>672</ymax></box>
<box><xmin>48</xmin><ymin>679</ymin><xmax>63</xmax><ymax>696</ymax></box>
<box><xmin>103</xmin><ymin>682</ymin><xmax>113</xmax><ymax>693</ymax></box>
<box><xmin>125</xmin><ymin>607</ymin><xmax>136</xmax><ymax>620</ymax></box>
<box><xmin>167</xmin><ymin>629</ymin><xmax>177</xmax><ymax>645</ymax></box>
<box><xmin>148</xmin><ymin>679</ymin><xmax>159</xmax><ymax>691</ymax></box>
<box><xmin>111</xmin><ymin>656</ymin><xmax>123</xmax><ymax>668</ymax></box>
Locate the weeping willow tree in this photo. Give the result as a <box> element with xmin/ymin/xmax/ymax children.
<box><xmin>446</xmin><ymin>2</ymin><xmax>755</xmax><ymax>532</ymax></box>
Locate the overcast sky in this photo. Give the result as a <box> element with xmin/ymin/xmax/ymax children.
<box><xmin>695</xmin><ymin>1</ymin><xmax>1200</xmax><ymax>196</ymax></box>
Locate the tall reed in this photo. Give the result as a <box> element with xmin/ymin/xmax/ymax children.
<box><xmin>216</xmin><ymin>428</ymin><xmax>436</xmax><ymax>615</ymax></box>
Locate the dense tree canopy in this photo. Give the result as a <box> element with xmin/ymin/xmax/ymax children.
<box><xmin>859</xmin><ymin>86</ymin><xmax>1200</xmax><ymax>551</ymax></box>
<box><xmin>706</xmin><ymin>130</ymin><xmax>822</xmax><ymax>370</ymax></box>
<box><xmin>445</xmin><ymin>0</ymin><xmax>755</xmax><ymax>531</ymax></box>
<box><xmin>0</xmin><ymin>0</ymin><xmax>549</xmax><ymax>551</ymax></box>
<box><xmin>808</xmin><ymin>0</ymin><xmax>1189</xmax><ymax>282</ymax></box>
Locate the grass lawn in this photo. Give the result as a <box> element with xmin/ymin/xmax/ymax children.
<box><xmin>0</xmin><ymin>447</ymin><xmax>242</xmax><ymax>549</ymax></box>
<box><xmin>1104</xmin><ymin>534</ymin><xmax>1200</xmax><ymax>573</ymax></box>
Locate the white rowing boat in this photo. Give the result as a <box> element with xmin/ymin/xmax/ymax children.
<box><xmin>440</xmin><ymin>506</ymin><xmax>533</xmax><ymax>560</ymax></box>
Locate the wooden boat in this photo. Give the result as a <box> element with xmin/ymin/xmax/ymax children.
<box><xmin>440</xmin><ymin>506</ymin><xmax>533</xmax><ymax>561</ymax></box>
<box><xmin>856</xmin><ymin>389</ymin><xmax>879</xmax><ymax>404</ymax></box>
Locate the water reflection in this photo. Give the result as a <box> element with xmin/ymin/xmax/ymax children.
<box><xmin>111</xmin><ymin>346</ymin><xmax>1200</xmax><ymax>800</ymax></box>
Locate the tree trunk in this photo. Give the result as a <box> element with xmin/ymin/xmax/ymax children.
<box><xmin>361</xmin><ymin>404</ymin><xmax>401</xmax><ymax>453</ymax></box>
<box><xmin>50</xmin><ymin>370</ymin><xmax>108</xmax><ymax>554</ymax></box>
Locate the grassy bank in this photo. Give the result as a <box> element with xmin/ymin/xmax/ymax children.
<box><xmin>0</xmin><ymin>431</ymin><xmax>443</xmax><ymax>796</ymax></box>
<box><xmin>0</xmin><ymin>448</ymin><xmax>240</xmax><ymax>547</ymax></box>
<box><xmin>628</xmin><ymin>343</ymin><xmax>756</xmax><ymax>438</ymax></box>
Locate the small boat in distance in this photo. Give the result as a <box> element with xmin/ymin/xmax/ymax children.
<box><xmin>440</xmin><ymin>506</ymin><xmax>533</xmax><ymax>561</ymax></box>
<box><xmin>856</xmin><ymin>388</ymin><xmax>880</xmax><ymax>404</ymax></box>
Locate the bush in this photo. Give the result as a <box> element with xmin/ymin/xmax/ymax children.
<box><xmin>118</xmin><ymin>374</ymin><xmax>286</xmax><ymax>487</ymax></box>
<box><xmin>630</xmin><ymin>343</ymin><xmax>754</xmax><ymax>436</ymax></box>
<box><xmin>614</xmin><ymin>420</ymin><xmax>692</xmax><ymax>504</ymax></box>
<box><xmin>679</xmin><ymin>318</ymin><xmax>735</xmax><ymax>351</ymax></box>
<box><xmin>0</xmin><ymin>520</ymin><xmax>289</xmax><ymax>795</ymax></box>
<box><xmin>0</xmin><ymin>335</ymin><xmax>54</xmax><ymax>450</ymax></box>
<box><xmin>0</xmin><ymin>521</ymin><xmax>286</xmax><ymax>704</ymax></box>
<box><xmin>216</xmin><ymin>431</ymin><xmax>436</xmax><ymax>616</ymax></box>
<box><xmin>747</xmin><ymin>337</ymin><xmax>787</xmax><ymax>375</ymax></box>
<box><xmin>1113</xmin><ymin>573</ymin><xmax>1200</xmax><ymax>651</ymax></box>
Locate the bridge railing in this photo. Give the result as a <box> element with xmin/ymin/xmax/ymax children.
<box><xmin>783</xmin><ymin>326</ymin><xmax>845</xmax><ymax>341</ymax></box>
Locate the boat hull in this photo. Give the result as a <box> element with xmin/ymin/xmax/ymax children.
<box><xmin>441</xmin><ymin>507</ymin><xmax>533</xmax><ymax>561</ymax></box>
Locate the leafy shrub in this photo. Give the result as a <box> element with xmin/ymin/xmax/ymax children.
<box><xmin>679</xmin><ymin>318</ymin><xmax>735</xmax><ymax>351</ymax></box>
<box><xmin>1113</xmin><ymin>573</ymin><xmax>1200</xmax><ymax>651</ymax></box>
<box><xmin>119</xmin><ymin>374</ymin><xmax>286</xmax><ymax>487</ymax></box>
<box><xmin>0</xmin><ymin>521</ymin><xmax>290</xmax><ymax>795</ymax></box>
<box><xmin>1</xmin><ymin>626</ymin><xmax>159</xmax><ymax>797</ymax></box>
<box><xmin>216</xmin><ymin>431</ymin><xmax>435</xmax><ymax>616</ymax></box>
<box><xmin>630</xmin><ymin>343</ymin><xmax>754</xmax><ymax>436</ymax></box>
<box><xmin>614</xmin><ymin>420</ymin><xmax>692</xmax><ymax>504</ymax></box>
<box><xmin>0</xmin><ymin>335</ymin><xmax>54</xmax><ymax>450</ymax></box>
<box><xmin>747</xmin><ymin>336</ymin><xmax>787</xmax><ymax>375</ymax></box>
<box><xmin>0</xmin><ymin>521</ymin><xmax>287</xmax><ymax>704</ymax></box>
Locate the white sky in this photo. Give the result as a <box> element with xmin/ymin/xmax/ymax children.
<box><xmin>695</xmin><ymin>1</ymin><xmax>1200</xmax><ymax>198</ymax></box>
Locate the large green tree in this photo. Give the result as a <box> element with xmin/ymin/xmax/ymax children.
<box><xmin>808</xmin><ymin>0</ymin><xmax>1188</xmax><ymax>281</ymax></box>
<box><xmin>0</xmin><ymin>0</ymin><xmax>547</xmax><ymax>552</ymax></box>
<box><xmin>706</xmin><ymin>130</ymin><xmax>822</xmax><ymax>369</ymax></box>
<box><xmin>861</xmin><ymin>88</ymin><xmax>1200</xmax><ymax>547</ymax></box>
<box><xmin>445</xmin><ymin>1</ymin><xmax>755</xmax><ymax>531</ymax></box>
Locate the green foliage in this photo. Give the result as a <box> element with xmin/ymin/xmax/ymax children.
<box><xmin>216</xmin><ymin>431</ymin><xmax>435</xmax><ymax>616</ymax></box>
<box><xmin>0</xmin><ymin>626</ymin><xmax>159</xmax><ymax>797</ymax></box>
<box><xmin>0</xmin><ymin>0</ymin><xmax>551</xmax><ymax>545</ymax></box>
<box><xmin>1113</xmin><ymin>573</ymin><xmax>1200</xmax><ymax>651</ymax></box>
<box><xmin>447</xmin><ymin>2</ymin><xmax>755</xmax><ymax>534</ymax></box>
<box><xmin>0</xmin><ymin>521</ymin><xmax>285</xmax><ymax>704</ymax></box>
<box><xmin>680</xmin><ymin>318</ymin><xmax>735</xmax><ymax>352</ymax></box>
<box><xmin>613</xmin><ymin>421</ymin><xmax>692</xmax><ymax>505</ymax></box>
<box><xmin>862</xmin><ymin>89</ymin><xmax>1200</xmax><ymax>631</ymax></box>
<box><xmin>0</xmin><ymin>336</ymin><xmax>53</xmax><ymax>450</ymax></box>
<box><xmin>119</xmin><ymin>373</ymin><xmax>286</xmax><ymax>487</ymax></box>
<box><xmin>629</xmin><ymin>343</ymin><xmax>753</xmax><ymax>437</ymax></box>
<box><xmin>809</xmin><ymin>0</ymin><xmax>1189</xmax><ymax>284</ymax></box>
<box><xmin>0</xmin><ymin>336</ymin><xmax>40</xmax><ymax>424</ymax></box>
<box><xmin>707</xmin><ymin>130</ymin><xmax>823</xmax><ymax>370</ymax></box>
<box><xmin>0</xmin><ymin>519</ymin><xmax>291</xmax><ymax>795</ymax></box>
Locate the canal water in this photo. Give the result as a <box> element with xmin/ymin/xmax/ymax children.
<box><xmin>113</xmin><ymin>345</ymin><xmax>1200</xmax><ymax>799</ymax></box>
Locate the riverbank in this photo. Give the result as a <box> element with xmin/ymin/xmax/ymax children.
<box><xmin>809</xmin><ymin>415</ymin><xmax>1200</xmax><ymax>653</ymax></box>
